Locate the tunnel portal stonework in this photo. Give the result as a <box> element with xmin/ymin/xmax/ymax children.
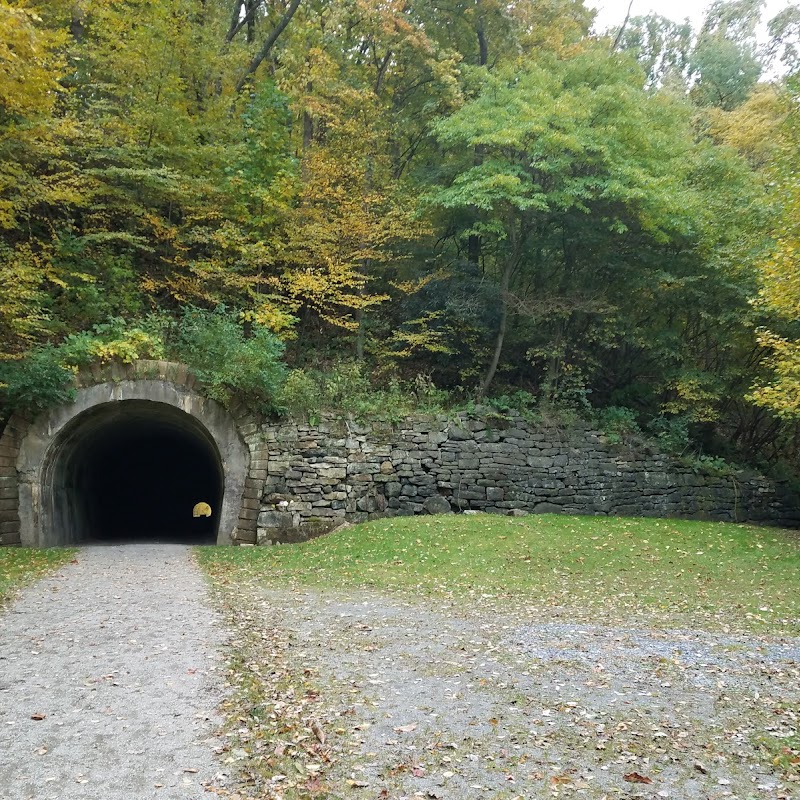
<box><xmin>0</xmin><ymin>361</ymin><xmax>262</xmax><ymax>547</ymax></box>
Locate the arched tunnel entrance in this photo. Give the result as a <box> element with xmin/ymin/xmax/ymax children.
<box><xmin>42</xmin><ymin>401</ymin><xmax>224</xmax><ymax>544</ymax></box>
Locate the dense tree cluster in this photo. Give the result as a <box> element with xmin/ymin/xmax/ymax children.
<box><xmin>1</xmin><ymin>0</ymin><xmax>799</xmax><ymax>468</ymax></box>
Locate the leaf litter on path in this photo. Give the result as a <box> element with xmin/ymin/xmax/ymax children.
<box><xmin>208</xmin><ymin>579</ymin><xmax>800</xmax><ymax>800</ymax></box>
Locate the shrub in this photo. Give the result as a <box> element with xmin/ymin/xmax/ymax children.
<box><xmin>278</xmin><ymin>369</ymin><xmax>321</xmax><ymax>418</ymax></box>
<box><xmin>59</xmin><ymin>317</ymin><xmax>166</xmax><ymax>367</ymax></box>
<box><xmin>647</xmin><ymin>415</ymin><xmax>691</xmax><ymax>455</ymax></box>
<box><xmin>0</xmin><ymin>346</ymin><xmax>76</xmax><ymax>415</ymax></box>
<box><xmin>276</xmin><ymin>362</ymin><xmax>451</xmax><ymax>422</ymax></box>
<box><xmin>595</xmin><ymin>406</ymin><xmax>642</xmax><ymax>444</ymax></box>
<box><xmin>171</xmin><ymin>307</ymin><xmax>286</xmax><ymax>412</ymax></box>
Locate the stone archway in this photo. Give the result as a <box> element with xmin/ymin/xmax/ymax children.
<box><xmin>0</xmin><ymin>361</ymin><xmax>265</xmax><ymax>547</ymax></box>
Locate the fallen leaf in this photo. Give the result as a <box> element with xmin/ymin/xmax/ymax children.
<box><xmin>393</xmin><ymin>723</ymin><xmax>418</xmax><ymax>733</ymax></box>
<box><xmin>36</xmin><ymin>747</ymin><xmax>48</xmax><ymax>756</ymax></box>
<box><xmin>311</xmin><ymin>719</ymin><xmax>325</xmax><ymax>744</ymax></box>
<box><xmin>30</xmin><ymin>713</ymin><xmax>46</xmax><ymax>721</ymax></box>
<box><xmin>412</xmin><ymin>765</ymin><xmax>426</xmax><ymax>777</ymax></box>
<box><xmin>623</xmin><ymin>772</ymin><xmax>653</xmax><ymax>784</ymax></box>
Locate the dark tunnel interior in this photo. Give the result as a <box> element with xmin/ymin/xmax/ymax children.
<box><xmin>45</xmin><ymin>401</ymin><xmax>223</xmax><ymax>544</ymax></box>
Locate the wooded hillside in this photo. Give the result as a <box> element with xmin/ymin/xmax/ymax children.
<box><xmin>2</xmin><ymin>0</ymin><xmax>800</xmax><ymax>472</ymax></box>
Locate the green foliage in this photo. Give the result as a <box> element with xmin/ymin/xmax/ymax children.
<box><xmin>682</xmin><ymin>453</ymin><xmax>738</xmax><ymax>476</ymax></box>
<box><xmin>59</xmin><ymin>317</ymin><xmax>166</xmax><ymax>367</ymax></box>
<box><xmin>0</xmin><ymin>346</ymin><xmax>76</xmax><ymax>415</ymax></box>
<box><xmin>171</xmin><ymin>308</ymin><xmax>287</xmax><ymax>413</ymax></box>
<box><xmin>277</xmin><ymin>361</ymin><xmax>449</xmax><ymax>422</ymax></box>
<box><xmin>0</xmin><ymin>309</ymin><xmax>287</xmax><ymax>415</ymax></box>
<box><xmin>479</xmin><ymin>390</ymin><xmax>538</xmax><ymax>417</ymax></box>
<box><xmin>595</xmin><ymin>406</ymin><xmax>643</xmax><ymax>444</ymax></box>
<box><xmin>277</xmin><ymin>369</ymin><xmax>321</xmax><ymax>420</ymax></box>
<box><xmin>0</xmin><ymin>315</ymin><xmax>172</xmax><ymax>414</ymax></box>
<box><xmin>647</xmin><ymin>415</ymin><xmax>692</xmax><ymax>455</ymax></box>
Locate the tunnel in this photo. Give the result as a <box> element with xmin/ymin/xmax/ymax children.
<box><xmin>41</xmin><ymin>400</ymin><xmax>224</xmax><ymax>544</ymax></box>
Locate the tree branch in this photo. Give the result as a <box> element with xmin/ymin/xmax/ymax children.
<box><xmin>226</xmin><ymin>0</ymin><xmax>244</xmax><ymax>42</ymax></box>
<box><xmin>612</xmin><ymin>0</ymin><xmax>634</xmax><ymax>51</ymax></box>
<box><xmin>374</xmin><ymin>49</ymin><xmax>393</xmax><ymax>96</ymax></box>
<box><xmin>235</xmin><ymin>0</ymin><xmax>303</xmax><ymax>93</ymax></box>
<box><xmin>226</xmin><ymin>0</ymin><xmax>265</xmax><ymax>43</ymax></box>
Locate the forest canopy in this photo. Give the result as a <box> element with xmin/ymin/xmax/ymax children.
<box><xmin>1</xmin><ymin>0</ymin><xmax>800</xmax><ymax>472</ymax></box>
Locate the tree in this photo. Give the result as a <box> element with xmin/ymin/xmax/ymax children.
<box><xmin>427</xmin><ymin>47</ymin><xmax>701</xmax><ymax>395</ymax></box>
<box><xmin>690</xmin><ymin>0</ymin><xmax>763</xmax><ymax>109</ymax></box>
<box><xmin>749</xmin><ymin>89</ymin><xmax>800</xmax><ymax>418</ymax></box>
<box><xmin>614</xmin><ymin>13</ymin><xmax>693</xmax><ymax>89</ymax></box>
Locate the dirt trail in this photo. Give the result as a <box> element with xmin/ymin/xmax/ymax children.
<box><xmin>0</xmin><ymin>545</ymin><xmax>227</xmax><ymax>800</ymax></box>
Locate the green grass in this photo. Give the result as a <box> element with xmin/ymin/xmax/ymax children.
<box><xmin>0</xmin><ymin>548</ymin><xmax>76</xmax><ymax>605</ymax></box>
<box><xmin>196</xmin><ymin>513</ymin><xmax>800</xmax><ymax>634</ymax></box>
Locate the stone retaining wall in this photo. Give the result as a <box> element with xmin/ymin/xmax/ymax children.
<box><xmin>249</xmin><ymin>413</ymin><xmax>799</xmax><ymax>544</ymax></box>
<box><xmin>2</xmin><ymin>367</ymin><xmax>797</xmax><ymax>547</ymax></box>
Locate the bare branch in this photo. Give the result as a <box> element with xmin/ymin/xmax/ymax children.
<box><xmin>374</xmin><ymin>50</ymin><xmax>393</xmax><ymax>96</ymax></box>
<box><xmin>612</xmin><ymin>0</ymin><xmax>634</xmax><ymax>51</ymax></box>
<box><xmin>235</xmin><ymin>0</ymin><xmax>303</xmax><ymax>93</ymax></box>
<box><xmin>226</xmin><ymin>0</ymin><xmax>245</xmax><ymax>42</ymax></box>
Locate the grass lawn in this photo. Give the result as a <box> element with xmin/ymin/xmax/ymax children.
<box><xmin>197</xmin><ymin>513</ymin><xmax>800</xmax><ymax>634</ymax></box>
<box><xmin>0</xmin><ymin>548</ymin><xmax>76</xmax><ymax>606</ymax></box>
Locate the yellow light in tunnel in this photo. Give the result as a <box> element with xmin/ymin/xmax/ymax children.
<box><xmin>192</xmin><ymin>502</ymin><xmax>212</xmax><ymax>518</ymax></box>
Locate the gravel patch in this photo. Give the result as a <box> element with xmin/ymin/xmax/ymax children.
<box><xmin>237</xmin><ymin>586</ymin><xmax>800</xmax><ymax>799</ymax></box>
<box><xmin>0</xmin><ymin>545</ymin><xmax>228</xmax><ymax>800</ymax></box>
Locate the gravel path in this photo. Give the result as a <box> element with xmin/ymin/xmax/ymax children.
<box><xmin>0</xmin><ymin>545</ymin><xmax>227</xmax><ymax>800</ymax></box>
<box><xmin>234</xmin><ymin>586</ymin><xmax>800</xmax><ymax>800</ymax></box>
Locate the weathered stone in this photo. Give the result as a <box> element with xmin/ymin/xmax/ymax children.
<box><xmin>532</xmin><ymin>502</ymin><xmax>563</xmax><ymax>514</ymax></box>
<box><xmin>448</xmin><ymin>424</ymin><xmax>472</xmax><ymax>441</ymax></box>
<box><xmin>356</xmin><ymin>495</ymin><xmax>377</xmax><ymax>513</ymax></box>
<box><xmin>422</xmin><ymin>495</ymin><xmax>452</xmax><ymax>514</ymax></box>
<box><xmin>318</xmin><ymin>467</ymin><xmax>347</xmax><ymax>480</ymax></box>
<box><xmin>257</xmin><ymin>510</ymin><xmax>293</xmax><ymax>530</ymax></box>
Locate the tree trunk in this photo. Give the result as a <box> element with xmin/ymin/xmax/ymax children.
<box><xmin>480</xmin><ymin>254</ymin><xmax>513</xmax><ymax>396</ymax></box>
